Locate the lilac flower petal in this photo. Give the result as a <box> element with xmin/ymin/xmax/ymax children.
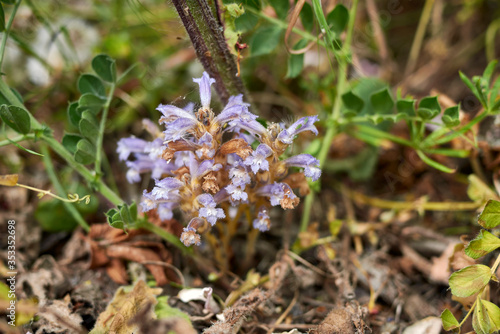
<box><xmin>197</xmin><ymin>193</ymin><xmax>216</xmax><ymax>208</ymax></box>
<box><xmin>253</xmin><ymin>207</ymin><xmax>270</xmax><ymax>232</ymax></box>
<box><xmin>193</xmin><ymin>160</ymin><xmax>222</xmax><ymax>178</ymax></box>
<box><xmin>183</xmin><ymin>102</ymin><xmax>195</xmax><ymax>114</ymax></box>
<box><xmin>277</xmin><ymin>116</ymin><xmax>319</xmax><ymax>144</ymax></box>
<box><xmin>140</xmin><ymin>190</ymin><xmax>158</xmax><ymax>212</ymax></box>
<box><xmin>196</xmin><ymin>132</ymin><xmax>215</xmax><ymax>158</ymax></box>
<box><xmin>157</xmin><ymin>104</ymin><xmax>197</xmax><ymax>122</ymax></box>
<box><xmin>157</xmin><ymin>202</ymin><xmax>178</xmax><ymax>220</ymax></box>
<box><xmin>227</xmin><ymin>118</ymin><xmax>267</xmax><ymax>138</ymax></box>
<box><xmin>117</xmin><ymin>137</ymin><xmax>148</xmax><ymax>161</ymax></box>
<box><xmin>145</xmin><ymin>138</ymin><xmax>166</xmax><ymax>159</ymax></box>
<box><xmin>163</xmin><ymin>117</ymin><xmax>199</xmax><ymax>141</ymax></box>
<box><xmin>257</xmin><ymin>182</ymin><xmax>297</xmax><ymax>207</ymax></box>
<box><xmin>284</xmin><ymin>154</ymin><xmax>322</xmax><ymax>181</ymax></box>
<box><xmin>199</xmin><ymin>207</ymin><xmax>226</xmax><ymax>226</ymax></box>
<box><xmin>126</xmin><ymin>169</ymin><xmax>141</xmax><ymax>183</ymax></box>
<box><xmin>151</xmin><ymin>177</ymin><xmax>183</xmax><ymax>200</ymax></box>
<box><xmin>226</xmin><ymin>184</ymin><xmax>248</xmax><ymax>202</ymax></box>
<box><xmin>229</xmin><ymin>165</ymin><xmax>251</xmax><ymax>187</ymax></box>
<box><xmin>244</xmin><ymin>144</ymin><xmax>273</xmax><ymax>174</ymax></box>
<box><xmin>305</xmin><ymin>166</ymin><xmax>322</xmax><ymax>181</ymax></box>
<box><xmin>193</xmin><ymin>72</ymin><xmax>215</xmax><ymax>109</ymax></box>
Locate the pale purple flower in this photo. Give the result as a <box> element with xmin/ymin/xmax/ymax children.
<box><xmin>157</xmin><ymin>104</ymin><xmax>197</xmax><ymax>123</ymax></box>
<box><xmin>244</xmin><ymin>144</ymin><xmax>272</xmax><ymax>173</ymax></box>
<box><xmin>277</xmin><ymin>116</ymin><xmax>319</xmax><ymax>144</ymax></box>
<box><xmin>151</xmin><ymin>177</ymin><xmax>184</xmax><ymax>200</ymax></box>
<box><xmin>145</xmin><ymin>138</ymin><xmax>166</xmax><ymax>159</ymax></box>
<box><xmin>258</xmin><ymin>182</ymin><xmax>297</xmax><ymax>207</ymax></box>
<box><xmin>117</xmin><ymin>137</ymin><xmax>148</xmax><ymax>161</ymax></box>
<box><xmin>253</xmin><ymin>207</ymin><xmax>270</xmax><ymax>232</ymax></box>
<box><xmin>228</xmin><ymin>164</ymin><xmax>251</xmax><ymax>187</ymax></box>
<box><xmin>226</xmin><ymin>184</ymin><xmax>248</xmax><ymax>202</ymax></box>
<box><xmin>157</xmin><ymin>202</ymin><xmax>178</xmax><ymax>220</ymax></box>
<box><xmin>227</xmin><ymin>118</ymin><xmax>267</xmax><ymax>138</ymax></box>
<box><xmin>284</xmin><ymin>154</ymin><xmax>322</xmax><ymax>181</ymax></box>
<box><xmin>198</xmin><ymin>193</ymin><xmax>226</xmax><ymax>226</ymax></box>
<box><xmin>214</xmin><ymin>95</ymin><xmax>255</xmax><ymax>125</ymax></box>
<box><xmin>125</xmin><ymin>157</ymin><xmax>173</xmax><ymax>183</ymax></box>
<box><xmin>193</xmin><ymin>72</ymin><xmax>215</xmax><ymax>109</ymax></box>
<box><xmin>140</xmin><ymin>190</ymin><xmax>158</xmax><ymax>212</ymax></box>
<box><xmin>190</xmin><ymin>159</ymin><xmax>222</xmax><ymax>178</ymax></box>
<box><xmin>163</xmin><ymin>117</ymin><xmax>199</xmax><ymax>142</ymax></box>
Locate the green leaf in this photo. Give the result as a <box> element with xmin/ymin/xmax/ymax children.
<box><xmin>62</xmin><ymin>133</ymin><xmax>83</xmax><ymax>154</ymax></box>
<box><xmin>482</xmin><ymin>300</ymin><xmax>500</xmax><ymax>331</ymax></box>
<box><xmin>250</xmin><ymin>26</ymin><xmax>282</xmax><ymax>56</ymax></box>
<box><xmin>370</xmin><ymin>88</ymin><xmax>394</xmax><ymax>114</ymax></box>
<box><xmin>235</xmin><ymin>0</ymin><xmax>260</xmax><ymax>31</ymax></box>
<box><xmin>78</xmin><ymin>93</ymin><xmax>106</xmax><ymax>115</ymax></box>
<box><xmin>79</xmin><ymin>111</ymin><xmax>99</xmax><ymax>145</ymax></box>
<box><xmin>286</xmin><ymin>39</ymin><xmax>308</xmax><ymax>79</ymax></box>
<box><xmin>67</xmin><ymin>101</ymin><xmax>81</xmax><ymax>128</ymax></box>
<box><xmin>418</xmin><ymin>96</ymin><xmax>441</xmax><ymax>119</ymax></box>
<box><xmin>472</xmin><ymin>297</ymin><xmax>491</xmax><ymax>334</ymax></box>
<box><xmin>442</xmin><ymin>105</ymin><xmax>460</xmax><ymax>127</ymax></box>
<box><xmin>326</xmin><ymin>4</ymin><xmax>348</xmax><ymax>35</ymax></box>
<box><xmin>478</xmin><ymin>200</ymin><xmax>500</xmax><ymax>229</ymax></box>
<box><xmin>91</xmin><ymin>54</ymin><xmax>116</xmax><ymax>83</ymax></box>
<box><xmin>396</xmin><ymin>99</ymin><xmax>416</xmax><ymax>116</ymax></box>
<box><xmin>465</xmin><ymin>230</ymin><xmax>500</xmax><ymax>259</ymax></box>
<box><xmin>449</xmin><ymin>264</ymin><xmax>492</xmax><ymax>298</ymax></box>
<box><xmin>269</xmin><ymin>0</ymin><xmax>289</xmax><ymax>20</ymax></box>
<box><xmin>0</xmin><ymin>105</ymin><xmax>31</xmax><ymax>134</ymax></box>
<box><xmin>342</xmin><ymin>91</ymin><xmax>364</xmax><ymax>115</ymax></box>
<box><xmin>78</xmin><ymin>74</ymin><xmax>106</xmax><ymax>98</ymax></box>
<box><xmin>482</xmin><ymin>60</ymin><xmax>498</xmax><ymax>86</ymax></box>
<box><xmin>440</xmin><ymin>309</ymin><xmax>460</xmax><ymax>331</ymax></box>
<box><xmin>106</xmin><ymin>203</ymin><xmax>138</xmax><ymax>231</ymax></box>
<box><xmin>0</xmin><ymin>0</ymin><xmax>16</xmax><ymax>4</ymax></box>
<box><xmin>459</xmin><ymin>71</ymin><xmax>477</xmax><ymax>96</ymax></box>
<box><xmin>74</xmin><ymin>139</ymin><xmax>96</xmax><ymax>165</ymax></box>
<box><xmin>0</xmin><ymin>3</ymin><xmax>5</xmax><ymax>32</ymax></box>
<box><xmin>300</xmin><ymin>2</ymin><xmax>313</xmax><ymax>32</ymax></box>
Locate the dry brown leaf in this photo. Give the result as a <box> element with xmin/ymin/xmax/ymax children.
<box><xmin>219</xmin><ymin>138</ymin><xmax>252</xmax><ymax>159</ymax></box>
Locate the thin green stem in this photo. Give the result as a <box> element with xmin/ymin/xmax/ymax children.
<box><xmin>0</xmin><ymin>134</ymin><xmax>35</xmax><ymax>147</ymax></box>
<box><xmin>40</xmin><ymin>144</ymin><xmax>90</xmax><ymax>232</ymax></box>
<box><xmin>491</xmin><ymin>253</ymin><xmax>500</xmax><ymax>274</ymax></box>
<box><xmin>433</xmin><ymin>110</ymin><xmax>489</xmax><ymax>145</ymax></box>
<box><xmin>300</xmin><ymin>0</ymin><xmax>359</xmax><ymax>231</ymax></box>
<box><xmin>138</xmin><ymin>220</ymin><xmax>193</xmax><ymax>256</ymax></box>
<box><xmin>0</xmin><ymin>0</ymin><xmax>22</xmax><ymax>70</ymax></box>
<box><xmin>95</xmin><ymin>83</ymin><xmax>116</xmax><ymax>176</ymax></box>
<box><xmin>459</xmin><ymin>296</ymin><xmax>477</xmax><ymax>327</ymax></box>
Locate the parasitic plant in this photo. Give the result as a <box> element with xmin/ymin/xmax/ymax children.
<box><xmin>117</xmin><ymin>72</ymin><xmax>321</xmax><ymax>247</ymax></box>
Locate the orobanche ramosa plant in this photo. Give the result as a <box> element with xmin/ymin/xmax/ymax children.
<box><xmin>441</xmin><ymin>199</ymin><xmax>500</xmax><ymax>333</ymax></box>
<box><xmin>117</xmin><ymin>72</ymin><xmax>321</xmax><ymax>246</ymax></box>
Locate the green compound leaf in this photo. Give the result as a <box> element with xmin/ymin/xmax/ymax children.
<box><xmin>396</xmin><ymin>99</ymin><xmax>416</xmax><ymax>117</ymax></box>
<box><xmin>79</xmin><ymin>111</ymin><xmax>99</xmax><ymax>145</ymax></box>
<box><xmin>326</xmin><ymin>4</ymin><xmax>349</xmax><ymax>35</ymax></box>
<box><xmin>250</xmin><ymin>26</ymin><xmax>282</xmax><ymax>56</ymax></box>
<box><xmin>300</xmin><ymin>2</ymin><xmax>313</xmax><ymax>32</ymax></box>
<box><xmin>440</xmin><ymin>309</ymin><xmax>460</xmax><ymax>331</ymax></box>
<box><xmin>478</xmin><ymin>199</ymin><xmax>500</xmax><ymax>229</ymax></box>
<box><xmin>62</xmin><ymin>133</ymin><xmax>83</xmax><ymax>154</ymax></box>
<box><xmin>78</xmin><ymin>93</ymin><xmax>106</xmax><ymax>115</ymax></box>
<box><xmin>449</xmin><ymin>264</ymin><xmax>492</xmax><ymax>298</ymax></box>
<box><xmin>269</xmin><ymin>0</ymin><xmax>289</xmax><ymax>20</ymax></box>
<box><xmin>417</xmin><ymin>96</ymin><xmax>441</xmax><ymax>119</ymax></box>
<box><xmin>370</xmin><ymin>88</ymin><xmax>394</xmax><ymax>114</ymax></box>
<box><xmin>106</xmin><ymin>202</ymin><xmax>138</xmax><ymax>231</ymax></box>
<box><xmin>0</xmin><ymin>105</ymin><xmax>31</xmax><ymax>134</ymax></box>
<box><xmin>74</xmin><ymin>138</ymin><xmax>96</xmax><ymax>165</ymax></box>
<box><xmin>78</xmin><ymin>74</ymin><xmax>106</xmax><ymax>98</ymax></box>
<box><xmin>67</xmin><ymin>101</ymin><xmax>82</xmax><ymax>128</ymax></box>
<box><xmin>442</xmin><ymin>105</ymin><xmax>460</xmax><ymax>127</ymax></box>
<box><xmin>482</xmin><ymin>300</ymin><xmax>500</xmax><ymax>332</ymax></box>
<box><xmin>482</xmin><ymin>60</ymin><xmax>498</xmax><ymax>85</ymax></box>
<box><xmin>91</xmin><ymin>54</ymin><xmax>116</xmax><ymax>83</ymax></box>
<box><xmin>342</xmin><ymin>91</ymin><xmax>364</xmax><ymax>117</ymax></box>
<box><xmin>286</xmin><ymin>39</ymin><xmax>308</xmax><ymax>79</ymax></box>
<box><xmin>465</xmin><ymin>230</ymin><xmax>500</xmax><ymax>259</ymax></box>
<box><xmin>472</xmin><ymin>297</ymin><xmax>491</xmax><ymax>334</ymax></box>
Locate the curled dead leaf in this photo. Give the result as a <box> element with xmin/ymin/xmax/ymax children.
<box><xmin>219</xmin><ymin>138</ymin><xmax>253</xmax><ymax>159</ymax></box>
<box><xmin>0</xmin><ymin>174</ymin><xmax>19</xmax><ymax>186</ymax></box>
